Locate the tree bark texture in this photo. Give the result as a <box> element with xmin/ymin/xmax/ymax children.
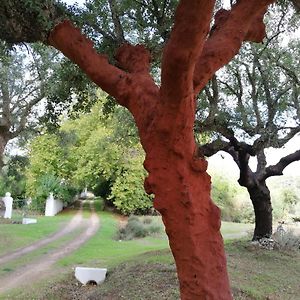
<box><xmin>0</xmin><ymin>134</ymin><xmax>9</xmax><ymax>169</ymax></box>
<box><xmin>248</xmin><ymin>182</ymin><xmax>273</xmax><ymax>240</ymax></box>
<box><xmin>46</xmin><ymin>1</ymin><xmax>275</xmax><ymax>298</ymax></box>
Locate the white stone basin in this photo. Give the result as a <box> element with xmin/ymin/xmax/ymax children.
<box><xmin>22</xmin><ymin>218</ymin><xmax>37</xmax><ymax>225</ymax></box>
<box><xmin>75</xmin><ymin>267</ymin><xmax>107</xmax><ymax>285</ymax></box>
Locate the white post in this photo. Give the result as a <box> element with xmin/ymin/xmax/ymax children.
<box><xmin>45</xmin><ymin>192</ymin><xmax>55</xmax><ymax>216</ymax></box>
<box><xmin>45</xmin><ymin>192</ymin><xmax>63</xmax><ymax>216</ymax></box>
<box><xmin>3</xmin><ymin>192</ymin><xmax>13</xmax><ymax>219</ymax></box>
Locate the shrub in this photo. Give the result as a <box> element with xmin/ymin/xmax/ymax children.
<box><xmin>29</xmin><ymin>173</ymin><xmax>76</xmax><ymax>211</ymax></box>
<box><xmin>117</xmin><ymin>215</ymin><xmax>162</xmax><ymax>240</ymax></box>
<box><xmin>0</xmin><ymin>155</ymin><xmax>28</xmax><ymax>199</ymax></box>
<box><xmin>126</xmin><ymin>219</ymin><xmax>147</xmax><ymax>238</ymax></box>
<box><xmin>211</xmin><ymin>175</ymin><xmax>239</xmax><ymax>222</ymax></box>
<box><xmin>143</xmin><ymin>216</ymin><xmax>153</xmax><ymax>224</ymax></box>
<box><xmin>273</xmin><ymin>228</ymin><xmax>300</xmax><ymax>252</ymax></box>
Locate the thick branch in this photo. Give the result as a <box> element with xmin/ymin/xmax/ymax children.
<box><xmin>48</xmin><ymin>20</ymin><xmax>132</xmax><ymax>107</ymax></box>
<box><xmin>108</xmin><ymin>0</ymin><xmax>126</xmax><ymax>45</ymax></box>
<box><xmin>193</xmin><ymin>0</ymin><xmax>275</xmax><ymax>94</ymax></box>
<box><xmin>262</xmin><ymin>149</ymin><xmax>300</xmax><ymax>180</ymax></box>
<box><xmin>256</xmin><ymin>149</ymin><xmax>267</xmax><ymax>176</ymax></box>
<box><xmin>161</xmin><ymin>0</ymin><xmax>215</xmax><ymax>103</ymax></box>
<box><xmin>115</xmin><ymin>44</ymin><xmax>151</xmax><ymax>74</ymax></box>
<box><xmin>200</xmin><ymin>139</ymin><xmax>230</xmax><ymax>157</ymax></box>
<box><xmin>202</xmin><ymin>139</ymin><xmax>256</xmax><ymax>188</ymax></box>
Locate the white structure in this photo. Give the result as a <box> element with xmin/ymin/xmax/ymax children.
<box><xmin>3</xmin><ymin>192</ymin><xmax>13</xmax><ymax>219</ymax></box>
<box><xmin>75</xmin><ymin>267</ymin><xmax>107</xmax><ymax>285</ymax></box>
<box><xmin>22</xmin><ymin>218</ymin><xmax>37</xmax><ymax>225</ymax></box>
<box><xmin>26</xmin><ymin>198</ymin><xmax>32</xmax><ymax>206</ymax></box>
<box><xmin>45</xmin><ymin>193</ymin><xmax>63</xmax><ymax>217</ymax></box>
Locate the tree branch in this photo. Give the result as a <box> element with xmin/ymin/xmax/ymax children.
<box><xmin>108</xmin><ymin>0</ymin><xmax>126</xmax><ymax>45</ymax></box>
<box><xmin>254</xmin><ymin>53</ymin><xmax>276</xmax><ymax>123</ymax></box>
<box><xmin>115</xmin><ymin>43</ymin><xmax>151</xmax><ymax>74</ymax></box>
<box><xmin>193</xmin><ymin>0</ymin><xmax>275</xmax><ymax>94</ymax></box>
<box><xmin>262</xmin><ymin>149</ymin><xmax>300</xmax><ymax>180</ymax></box>
<box><xmin>204</xmin><ymin>75</ymin><xmax>219</xmax><ymax>124</ymax></box>
<box><xmin>256</xmin><ymin>149</ymin><xmax>267</xmax><ymax>176</ymax></box>
<box><xmin>160</xmin><ymin>0</ymin><xmax>215</xmax><ymax>103</ymax></box>
<box><xmin>10</xmin><ymin>94</ymin><xmax>44</xmax><ymax>138</ymax></box>
<box><xmin>244</xmin><ymin>63</ymin><xmax>263</xmax><ymax>131</ymax></box>
<box><xmin>200</xmin><ymin>139</ymin><xmax>230</xmax><ymax>157</ymax></box>
<box><xmin>48</xmin><ymin>20</ymin><xmax>133</xmax><ymax>107</ymax></box>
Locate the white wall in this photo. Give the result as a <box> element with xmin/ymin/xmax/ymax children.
<box><xmin>45</xmin><ymin>193</ymin><xmax>63</xmax><ymax>216</ymax></box>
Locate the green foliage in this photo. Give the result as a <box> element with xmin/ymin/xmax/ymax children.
<box><xmin>30</xmin><ymin>173</ymin><xmax>75</xmax><ymax>211</ymax></box>
<box><xmin>109</xmin><ymin>154</ymin><xmax>153</xmax><ymax>215</ymax></box>
<box><xmin>211</xmin><ymin>173</ymin><xmax>254</xmax><ymax>223</ymax></box>
<box><xmin>118</xmin><ymin>215</ymin><xmax>162</xmax><ymax>240</ymax></box>
<box><xmin>281</xmin><ymin>188</ymin><xmax>299</xmax><ymax>206</ymax></box>
<box><xmin>26</xmin><ymin>97</ymin><xmax>153</xmax><ymax>215</ymax></box>
<box><xmin>26</xmin><ymin>134</ymin><xmax>76</xmax><ymax>210</ymax></box>
<box><xmin>0</xmin><ymin>155</ymin><xmax>28</xmax><ymax>200</ymax></box>
<box><xmin>73</xmin><ymin>0</ymin><xmax>178</xmax><ymax>63</ymax></box>
<box><xmin>212</xmin><ymin>174</ymin><xmax>238</xmax><ymax>221</ymax></box>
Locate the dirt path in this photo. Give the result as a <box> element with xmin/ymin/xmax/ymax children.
<box><xmin>0</xmin><ymin>201</ymin><xmax>100</xmax><ymax>294</ymax></box>
<box><xmin>0</xmin><ymin>202</ymin><xmax>84</xmax><ymax>266</ymax></box>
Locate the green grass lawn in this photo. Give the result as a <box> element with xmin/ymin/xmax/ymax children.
<box><xmin>13</xmin><ymin>239</ymin><xmax>300</xmax><ymax>300</ymax></box>
<box><xmin>58</xmin><ymin>212</ymin><xmax>169</xmax><ymax>268</ymax></box>
<box><xmin>58</xmin><ymin>214</ymin><xmax>254</xmax><ymax>268</ymax></box>
<box><xmin>0</xmin><ymin>209</ymin><xmax>75</xmax><ymax>256</ymax></box>
<box><xmin>221</xmin><ymin>221</ymin><xmax>254</xmax><ymax>239</ymax></box>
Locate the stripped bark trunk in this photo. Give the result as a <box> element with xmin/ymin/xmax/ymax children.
<box><xmin>140</xmin><ymin>95</ymin><xmax>231</xmax><ymax>299</ymax></box>
<box><xmin>248</xmin><ymin>182</ymin><xmax>273</xmax><ymax>240</ymax></box>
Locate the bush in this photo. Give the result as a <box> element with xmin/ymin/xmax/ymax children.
<box><xmin>117</xmin><ymin>215</ymin><xmax>162</xmax><ymax>240</ymax></box>
<box><xmin>109</xmin><ymin>156</ymin><xmax>153</xmax><ymax>215</ymax></box>
<box><xmin>211</xmin><ymin>175</ymin><xmax>239</xmax><ymax>221</ymax></box>
<box><xmin>29</xmin><ymin>173</ymin><xmax>76</xmax><ymax>211</ymax></box>
<box><xmin>273</xmin><ymin>228</ymin><xmax>300</xmax><ymax>252</ymax></box>
<box><xmin>269</xmin><ymin>177</ymin><xmax>300</xmax><ymax>222</ymax></box>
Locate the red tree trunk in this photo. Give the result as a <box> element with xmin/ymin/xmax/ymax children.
<box><xmin>141</xmin><ymin>99</ymin><xmax>232</xmax><ymax>299</ymax></box>
<box><xmin>47</xmin><ymin>1</ymin><xmax>275</xmax><ymax>298</ymax></box>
